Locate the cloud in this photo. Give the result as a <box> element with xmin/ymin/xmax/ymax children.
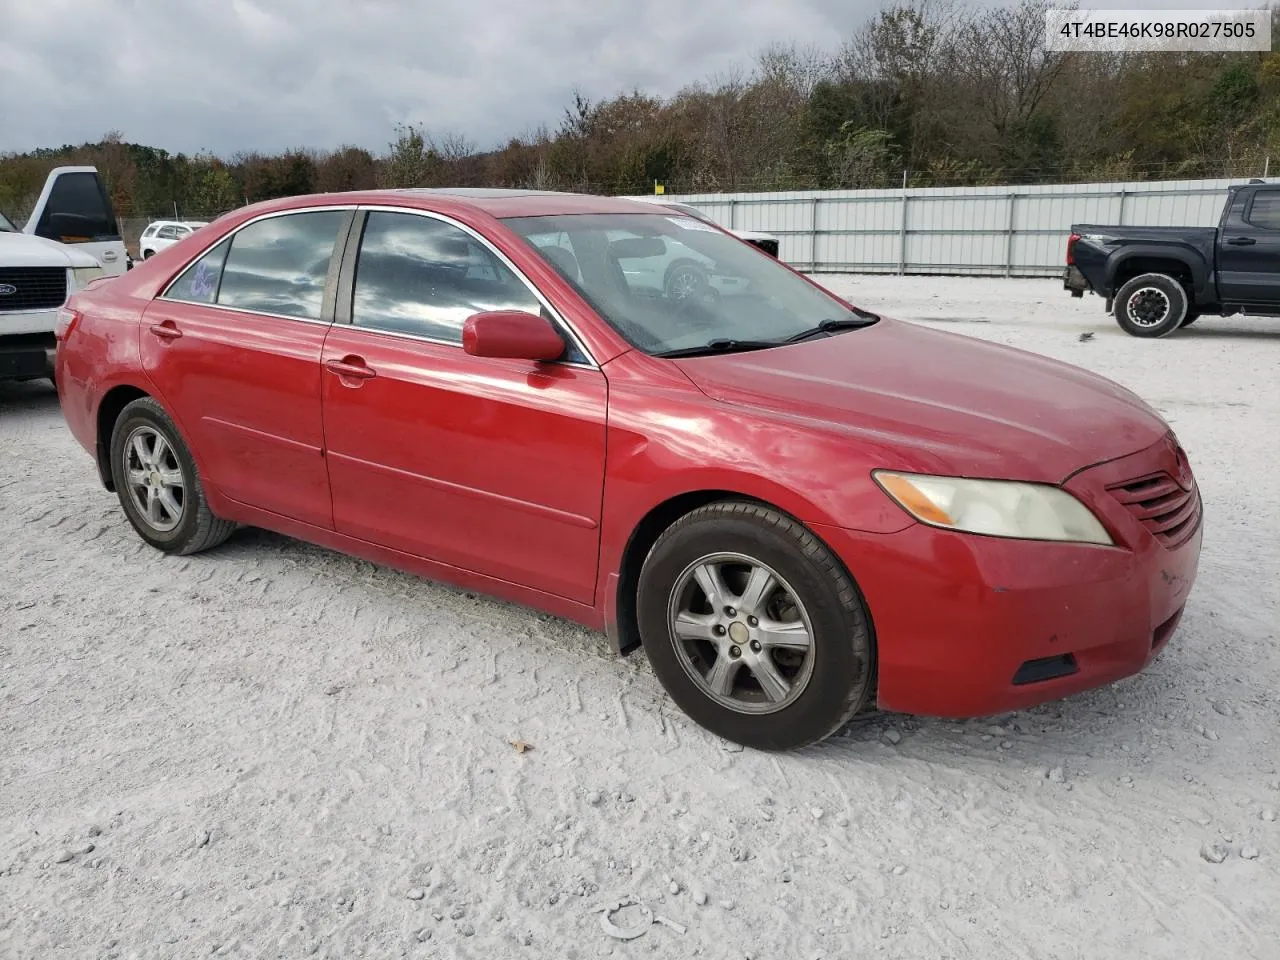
<box><xmin>0</xmin><ymin>0</ymin><xmax>1221</xmax><ymax>157</ymax></box>
<box><xmin>0</xmin><ymin>0</ymin><xmax>861</xmax><ymax>156</ymax></box>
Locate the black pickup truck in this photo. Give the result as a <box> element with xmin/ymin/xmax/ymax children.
<box><xmin>1064</xmin><ymin>179</ymin><xmax>1280</xmax><ymax>337</ymax></box>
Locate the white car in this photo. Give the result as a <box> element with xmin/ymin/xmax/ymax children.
<box><xmin>139</xmin><ymin>220</ymin><xmax>209</xmax><ymax>259</ymax></box>
<box><xmin>625</xmin><ymin>196</ymin><xmax>781</xmax><ymax>258</ymax></box>
<box><xmin>1</xmin><ymin>209</ymin><xmax>104</xmax><ymax>383</ymax></box>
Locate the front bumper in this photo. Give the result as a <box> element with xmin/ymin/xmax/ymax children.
<box><xmin>817</xmin><ymin>437</ymin><xmax>1202</xmax><ymax>717</ymax></box>
<box><xmin>0</xmin><ymin>333</ymin><xmax>56</xmax><ymax>380</ymax></box>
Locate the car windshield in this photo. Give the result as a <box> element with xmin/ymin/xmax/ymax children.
<box><xmin>0</xmin><ymin>211</ymin><xmax>16</xmax><ymax>233</ymax></box>
<box><xmin>502</xmin><ymin>212</ymin><xmax>874</xmax><ymax>357</ymax></box>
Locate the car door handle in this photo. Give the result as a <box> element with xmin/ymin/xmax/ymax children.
<box><xmin>148</xmin><ymin>321</ymin><xmax>183</xmax><ymax>341</ymax></box>
<box><xmin>1225</xmin><ymin>237</ymin><xmax>1256</xmax><ymax>246</ymax></box>
<box><xmin>324</xmin><ymin>357</ymin><xmax>376</xmax><ymax>380</ymax></box>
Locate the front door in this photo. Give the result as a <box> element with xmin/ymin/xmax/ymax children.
<box><xmin>320</xmin><ymin>209</ymin><xmax>608</xmax><ymax>604</ymax></box>
<box><xmin>141</xmin><ymin>208</ymin><xmax>351</xmax><ymax>528</ymax></box>
<box><xmin>1217</xmin><ymin>186</ymin><xmax>1280</xmax><ymax>304</ymax></box>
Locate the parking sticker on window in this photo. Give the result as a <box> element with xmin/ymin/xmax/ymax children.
<box><xmin>190</xmin><ymin>260</ymin><xmax>218</xmax><ymax>300</ymax></box>
<box><xmin>665</xmin><ymin>216</ymin><xmax>719</xmax><ymax>233</ymax></box>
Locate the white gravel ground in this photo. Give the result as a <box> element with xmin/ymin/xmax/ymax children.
<box><xmin>2</xmin><ymin>276</ymin><xmax>1279</xmax><ymax>960</ymax></box>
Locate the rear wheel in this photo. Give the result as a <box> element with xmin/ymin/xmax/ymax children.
<box><xmin>109</xmin><ymin>397</ymin><xmax>236</xmax><ymax>555</ymax></box>
<box><xmin>143</xmin><ymin>249</ymin><xmax>154</xmax><ymax>259</ymax></box>
<box><xmin>1113</xmin><ymin>273</ymin><xmax>1188</xmax><ymax>338</ymax></box>
<box><xmin>637</xmin><ymin>501</ymin><xmax>876</xmax><ymax>750</ymax></box>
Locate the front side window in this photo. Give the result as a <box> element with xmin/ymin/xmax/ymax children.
<box><xmin>351</xmin><ymin>211</ymin><xmax>582</xmax><ymax>360</ymax></box>
<box><xmin>1247</xmin><ymin>190</ymin><xmax>1280</xmax><ymax>230</ymax></box>
<box><xmin>158</xmin><ymin>225</ymin><xmax>181</xmax><ymax>240</ymax></box>
<box><xmin>503</xmin><ymin>212</ymin><xmax>870</xmax><ymax>356</ymax></box>
<box><xmin>215</xmin><ymin>210</ymin><xmax>346</xmax><ymax>320</ymax></box>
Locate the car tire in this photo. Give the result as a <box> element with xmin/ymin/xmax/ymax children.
<box><xmin>1180</xmin><ymin>311</ymin><xmax>1200</xmax><ymax>328</ymax></box>
<box><xmin>143</xmin><ymin>249</ymin><xmax>154</xmax><ymax>259</ymax></box>
<box><xmin>109</xmin><ymin>397</ymin><xmax>236</xmax><ymax>555</ymax></box>
<box><xmin>636</xmin><ymin>500</ymin><xmax>876</xmax><ymax>751</ymax></box>
<box><xmin>1113</xmin><ymin>273</ymin><xmax>1188</xmax><ymax>338</ymax></box>
<box><xmin>664</xmin><ymin>261</ymin><xmax>710</xmax><ymax>301</ymax></box>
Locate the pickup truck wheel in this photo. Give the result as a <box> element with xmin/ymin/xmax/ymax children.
<box><xmin>1113</xmin><ymin>273</ymin><xmax>1187</xmax><ymax>338</ymax></box>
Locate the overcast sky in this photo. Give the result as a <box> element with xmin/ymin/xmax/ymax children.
<box><xmin>0</xmin><ymin>0</ymin><xmax>1248</xmax><ymax>157</ymax></box>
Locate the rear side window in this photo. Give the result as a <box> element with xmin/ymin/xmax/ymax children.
<box><xmin>215</xmin><ymin>211</ymin><xmax>346</xmax><ymax>320</ymax></box>
<box><xmin>166</xmin><ymin>238</ymin><xmax>231</xmax><ymax>304</ymax></box>
<box><xmin>33</xmin><ymin>172</ymin><xmax>121</xmax><ymax>242</ymax></box>
<box><xmin>1246</xmin><ymin>190</ymin><xmax>1280</xmax><ymax>230</ymax></box>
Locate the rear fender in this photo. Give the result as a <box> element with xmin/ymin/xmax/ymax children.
<box><xmin>1105</xmin><ymin>247</ymin><xmax>1210</xmax><ymax>302</ymax></box>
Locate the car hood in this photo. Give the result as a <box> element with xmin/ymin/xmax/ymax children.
<box><xmin>673</xmin><ymin>318</ymin><xmax>1168</xmax><ymax>484</ymax></box>
<box><xmin>0</xmin><ymin>230</ymin><xmax>97</xmax><ymax>268</ymax></box>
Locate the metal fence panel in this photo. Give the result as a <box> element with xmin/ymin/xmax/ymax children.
<box><xmin>626</xmin><ymin>176</ymin><xmax>1248</xmax><ymax>277</ymax></box>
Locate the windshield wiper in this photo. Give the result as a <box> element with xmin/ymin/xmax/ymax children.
<box><xmin>784</xmin><ymin>315</ymin><xmax>879</xmax><ymax>344</ymax></box>
<box><xmin>654</xmin><ymin>338</ymin><xmax>781</xmax><ymax>359</ymax></box>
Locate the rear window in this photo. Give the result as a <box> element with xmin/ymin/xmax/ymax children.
<box><xmin>215</xmin><ymin>211</ymin><xmax>346</xmax><ymax>320</ymax></box>
<box><xmin>1247</xmin><ymin>190</ymin><xmax>1280</xmax><ymax>230</ymax></box>
<box><xmin>33</xmin><ymin>172</ymin><xmax>121</xmax><ymax>242</ymax></box>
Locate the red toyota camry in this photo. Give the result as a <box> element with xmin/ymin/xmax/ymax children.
<box><xmin>54</xmin><ymin>189</ymin><xmax>1202</xmax><ymax>750</ymax></box>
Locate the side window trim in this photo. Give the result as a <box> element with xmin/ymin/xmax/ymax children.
<box><xmin>336</xmin><ymin>204</ymin><xmax>598</xmax><ymax>369</ymax></box>
<box><xmin>157</xmin><ymin>205</ymin><xmax>357</xmax><ymax>324</ymax></box>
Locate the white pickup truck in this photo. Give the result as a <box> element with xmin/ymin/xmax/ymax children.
<box><xmin>1</xmin><ymin>167</ymin><xmax>128</xmax><ymax>383</ymax></box>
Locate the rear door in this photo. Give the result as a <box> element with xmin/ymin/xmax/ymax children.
<box><xmin>1216</xmin><ymin>186</ymin><xmax>1280</xmax><ymax>304</ymax></box>
<box><xmin>23</xmin><ymin>167</ymin><xmax>129</xmax><ymax>275</ymax></box>
<box><xmin>141</xmin><ymin>208</ymin><xmax>353</xmax><ymax>528</ymax></box>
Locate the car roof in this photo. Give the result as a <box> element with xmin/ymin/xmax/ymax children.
<box><xmin>236</xmin><ymin>188</ymin><xmax>673</xmax><ymax>220</ymax></box>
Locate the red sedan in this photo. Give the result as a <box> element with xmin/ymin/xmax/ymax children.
<box><xmin>54</xmin><ymin>189</ymin><xmax>1202</xmax><ymax>750</ymax></box>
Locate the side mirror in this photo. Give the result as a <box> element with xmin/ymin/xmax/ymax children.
<box><xmin>463</xmin><ymin>310</ymin><xmax>565</xmax><ymax>362</ymax></box>
<box><xmin>608</xmin><ymin>236</ymin><xmax>667</xmax><ymax>259</ymax></box>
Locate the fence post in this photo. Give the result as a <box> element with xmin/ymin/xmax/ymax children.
<box><xmin>811</xmin><ymin>197</ymin><xmax>820</xmax><ymax>271</ymax></box>
<box><xmin>1004</xmin><ymin>193</ymin><xmax>1018</xmax><ymax>277</ymax></box>
<box><xmin>728</xmin><ymin>199</ymin><xmax>738</xmax><ymax>230</ymax></box>
<box><xmin>1117</xmin><ymin>188</ymin><xmax>1127</xmax><ymax>225</ymax></box>
<box><xmin>898</xmin><ymin>192</ymin><xmax>909</xmax><ymax>275</ymax></box>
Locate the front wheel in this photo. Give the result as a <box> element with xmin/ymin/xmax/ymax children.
<box><xmin>1113</xmin><ymin>273</ymin><xmax>1188</xmax><ymax>338</ymax></box>
<box><xmin>637</xmin><ymin>501</ymin><xmax>876</xmax><ymax>750</ymax></box>
<box><xmin>664</xmin><ymin>262</ymin><xmax>711</xmax><ymax>302</ymax></box>
<box><xmin>109</xmin><ymin>397</ymin><xmax>236</xmax><ymax>555</ymax></box>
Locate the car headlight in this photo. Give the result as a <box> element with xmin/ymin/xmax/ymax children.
<box><xmin>70</xmin><ymin>265</ymin><xmax>105</xmax><ymax>290</ymax></box>
<box><xmin>873</xmin><ymin>471</ymin><xmax>1113</xmax><ymax>545</ymax></box>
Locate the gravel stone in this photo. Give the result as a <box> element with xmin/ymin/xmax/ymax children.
<box><xmin>1200</xmin><ymin>842</ymin><xmax>1228</xmax><ymax>864</ymax></box>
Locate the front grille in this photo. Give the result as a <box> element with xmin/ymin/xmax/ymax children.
<box><xmin>0</xmin><ymin>267</ymin><xmax>68</xmax><ymax>312</ymax></box>
<box><xmin>1107</xmin><ymin>470</ymin><xmax>1201</xmax><ymax>548</ymax></box>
